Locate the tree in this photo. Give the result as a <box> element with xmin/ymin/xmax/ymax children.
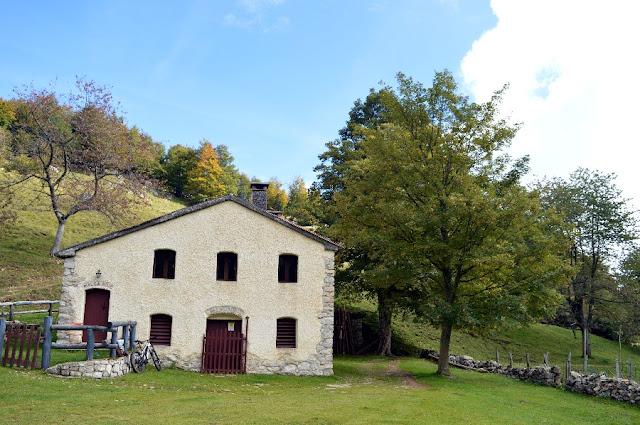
<box><xmin>333</xmin><ymin>71</ymin><xmax>568</xmax><ymax>375</ymax></box>
<box><xmin>315</xmin><ymin>87</ymin><xmax>405</xmax><ymax>355</ymax></box>
<box><xmin>266</xmin><ymin>177</ymin><xmax>288</xmax><ymax>211</ymax></box>
<box><xmin>0</xmin><ymin>79</ymin><xmax>156</xmax><ymax>254</ymax></box>
<box><xmin>157</xmin><ymin>144</ymin><xmax>198</xmax><ymax>198</ymax></box>
<box><xmin>284</xmin><ymin>176</ymin><xmax>316</xmax><ymax>226</ymax></box>
<box><xmin>541</xmin><ymin>169</ymin><xmax>637</xmax><ymax>358</ymax></box>
<box><xmin>184</xmin><ymin>140</ymin><xmax>227</xmax><ymax>202</ymax></box>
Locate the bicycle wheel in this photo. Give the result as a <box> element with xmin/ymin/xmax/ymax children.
<box><xmin>130</xmin><ymin>351</ymin><xmax>146</xmax><ymax>373</ymax></box>
<box><xmin>150</xmin><ymin>346</ymin><xmax>163</xmax><ymax>371</ymax></box>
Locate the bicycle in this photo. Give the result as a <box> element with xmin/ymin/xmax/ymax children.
<box><xmin>129</xmin><ymin>339</ymin><xmax>162</xmax><ymax>373</ymax></box>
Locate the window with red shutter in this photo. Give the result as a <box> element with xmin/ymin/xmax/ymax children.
<box><xmin>153</xmin><ymin>250</ymin><xmax>176</xmax><ymax>279</ymax></box>
<box><xmin>278</xmin><ymin>254</ymin><xmax>298</xmax><ymax>283</ymax></box>
<box><xmin>150</xmin><ymin>314</ymin><xmax>172</xmax><ymax>346</ymax></box>
<box><xmin>216</xmin><ymin>252</ymin><xmax>238</xmax><ymax>281</ymax></box>
<box><xmin>276</xmin><ymin>317</ymin><xmax>296</xmax><ymax>348</ymax></box>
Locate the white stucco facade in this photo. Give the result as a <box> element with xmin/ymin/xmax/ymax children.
<box><xmin>56</xmin><ymin>196</ymin><xmax>337</xmax><ymax>375</ymax></box>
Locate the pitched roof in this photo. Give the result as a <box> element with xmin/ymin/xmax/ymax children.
<box><xmin>55</xmin><ymin>195</ymin><xmax>342</xmax><ymax>258</ymax></box>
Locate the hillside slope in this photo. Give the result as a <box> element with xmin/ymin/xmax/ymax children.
<box><xmin>0</xmin><ymin>179</ymin><xmax>185</xmax><ymax>301</ymax></box>
<box><xmin>347</xmin><ymin>301</ymin><xmax>640</xmax><ymax>374</ymax></box>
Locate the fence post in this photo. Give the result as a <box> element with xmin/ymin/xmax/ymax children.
<box><xmin>616</xmin><ymin>358</ymin><xmax>621</xmax><ymax>378</ymax></box>
<box><xmin>496</xmin><ymin>348</ymin><xmax>500</xmax><ymax>364</ymax></box>
<box><xmin>628</xmin><ymin>358</ymin><xmax>633</xmax><ymax>381</ymax></box>
<box><xmin>509</xmin><ymin>353</ymin><xmax>513</xmax><ymax>368</ymax></box>
<box><xmin>526</xmin><ymin>353</ymin><xmax>530</xmax><ymax>369</ymax></box>
<box><xmin>9</xmin><ymin>304</ymin><xmax>14</xmax><ymax>321</ymax></box>
<box><xmin>0</xmin><ymin>318</ymin><xmax>6</xmax><ymax>357</ymax></box>
<box><xmin>130</xmin><ymin>324</ymin><xmax>136</xmax><ymax>349</ymax></box>
<box><xmin>86</xmin><ymin>329</ymin><xmax>95</xmax><ymax>361</ymax></box>
<box><xmin>42</xmin><ymin>316</ymin><xmax>52</xmax><ymax>370</ymax></box>
<box><xmin>110</xmin><ymin>329</ymin><xmax>118</xmax><ymax>358</ymax></box>
<box><xmin>122</xmin><ymin>325</ymin><xmax>130</xmax><ymax>350</ymax></box>
<box><xmin>48</xmin><ymin>303</ymin><xmax>53</xmax><ymax>317</ymax></box>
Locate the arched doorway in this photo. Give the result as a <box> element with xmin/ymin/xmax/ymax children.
<box><xmin>82</xmin><ymin>289</ymin><xmax>110</xmax><ymax>342</ymax></box>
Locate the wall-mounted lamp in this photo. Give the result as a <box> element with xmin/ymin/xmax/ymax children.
<box><xmin>96</xmin><ymin>269</ymin><xmax>102</xmax><ymax>279</ymax></box>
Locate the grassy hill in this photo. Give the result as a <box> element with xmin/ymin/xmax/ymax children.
<box><xmin>0</xmin><ymin>176</ymin><xmax>185</xmax><ymax>301</ymax></box>
<box><xmin>345</xmin><ymin>300</ymin><xmax>640</xmax><ymax>374</ymax></box>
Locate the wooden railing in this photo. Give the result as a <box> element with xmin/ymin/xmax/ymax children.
<box><xmin>41</xmin><ymin>316</ymin><xmax>137</xmax><ymax>369</ymax></box>
<box><xmin>0</xmin><ymin>300</ymin><xmax>60</xmax><ymax>320</ymax></box>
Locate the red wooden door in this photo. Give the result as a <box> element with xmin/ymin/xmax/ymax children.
<box><xmin>83</xmin><ymin>289</ymin><xmax>110</xmax><ymax>342</ymax></box>
<box><xmin>202</xmin><ymin>319</ymin><xmax>245</xmax><ymax>373</ymax></box>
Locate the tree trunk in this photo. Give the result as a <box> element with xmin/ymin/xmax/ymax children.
<box><xmin>377</xmin><ymin>291</ymin><xmax>393</xmax><ymax>356</ymax></box>
<box><xmin>50</xmin><ymin>219</ymin><xmax>66</xmax><ymax>255</ymax></box>
<box><xmin>437</xmin><ymin>319</ymin><xmax>453</xmax><ymax>376</ymax></box>
<box><xmin>581</xmin><ymin>317</ymin><xmax>592</xmax><ymax>359</ymax></box>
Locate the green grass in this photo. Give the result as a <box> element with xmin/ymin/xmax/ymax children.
<box><xmin>0</xmin><ymin>356</ymin><xmax>638</xmax><ymax>424</ymax></box>
<box><xmin>0</xmin><ymin>173</ymin><xmax>185</xmax><ymax>302</ymax></box>
<box><xmin>347</xmin><ymin>300</ymin><xmax>640</xmax><ymax>374</ymax></box>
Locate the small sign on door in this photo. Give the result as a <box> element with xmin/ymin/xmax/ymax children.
<box><xmin>227</xmin><ymin>321</ymin><xmax>235</xmax><ymax>332</ymax></box>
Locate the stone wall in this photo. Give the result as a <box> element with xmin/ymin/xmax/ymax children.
<box><xmin>46</xmin><ymin>357</ymin><xmax>131</xmax><ymax>379</ymax></box>
<box><xmin>448</xmin><ymin>354</ymin><xmax>562</xmax><ymax>387</ymax></box>
<box><xmin>565</xmin><ymin>372</ymin><xmax>640</xmax><ymax>405</ymax></box>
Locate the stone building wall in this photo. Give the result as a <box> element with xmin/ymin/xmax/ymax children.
<box><xmin>55</xmin><ymin>200</ymin><xmax>337</xmax><ymax>375</ymax></box>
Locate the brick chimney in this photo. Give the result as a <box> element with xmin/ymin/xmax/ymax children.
<box><xmin>250</xmin><ymin>182</ymin><xmax>269</xmax><ymax>210</ymax></box>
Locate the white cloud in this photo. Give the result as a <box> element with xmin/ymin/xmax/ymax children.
<box><xmin>461</xmin><ymin>0</ymin><xmax>640</xmax><ymax>207</ymax></box>
<box><xmin>239</xmin><ymin>0</ymin><xmax>284</xmax><ymax>14</ymax></box>
<box><xmin>224</xmin><ymin>0</ymin><xmax>288</xmax><ymax>31</ymax></box>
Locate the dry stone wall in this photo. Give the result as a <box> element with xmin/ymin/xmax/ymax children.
<box><xmin>46</xmin><ymin>357</ymin><xmax>131</xmax><ymax>379</ymax></box>
<box><xmin>423</xmin><ymin>350</ymin><xmax>640</xmax><ymax>406</ymax></box>
<box><xmin>446</xmin><ymin>354</ymin><xmax>562</xmax><ymax>387</ymax></box>
<box><xmin>565</xmin><ymin>372</ymin><xmax>640</xmax><ymax>405</ymax></box>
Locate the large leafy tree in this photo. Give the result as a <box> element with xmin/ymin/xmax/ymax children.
<box><xmin>333</xmin><ymin>71</ymin><xmax>568</xmax><ymax>375</ymax></box>
<box><xmin>541</xmin><ymin>168</ymin><xmax>637</xmax><ymax>358</ymax></box>
<box><xmin>284</xmin><ymin>176</ymin><xmax>317</xmax><ymax>226</ymax></box>
<box><xmin>157</xmin><ymin>144</ymin><xmax>198</xmax><ymax>198</ymax></box>
<box><xmin>0</xmin><ymin>79</ymin><xmax>156</xmax><ymax>254</ymax></box>
<box><xmin>315</xmin><ymin>88</ymin><xmax>404</xmax><ymax>355</ymax></box>
<box><xmin>184</xmin><ymin>140</ymin><xmax>228</xmax><ymax>203</ymax></box>
<box><xmin>266</xmin><ymin>177</ymin><xmax>289</xmax><ymax>211</ymax></box>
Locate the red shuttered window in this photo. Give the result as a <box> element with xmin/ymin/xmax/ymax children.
<box><xmin>150</xmin><ymin>314</ymin><xmax>172</xmax><ymax>346</ymax></box>
<box><xmin>276</xmin><ymin>318</ymin><xmax>296</xmax><ymax>348</ymax></box>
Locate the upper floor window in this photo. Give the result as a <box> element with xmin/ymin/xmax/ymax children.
<box><xmin>276</xmin><ymin>317</ymin><xmax>296</xmax><ymax>348</ymax></box>
<box><xmin>150</xmin><ymin>314</ymin><xmax>172</xmax><ymax>346</ymax></box>
<box><xmin>278</xmin><ymin>254</ymin><xmax>298</xmax><ymax>283</ymax></box>
<box><xmin>216</xmin><ymin>252</ymin><xmax>238</xmax><ymax>281</ymax></box>
<box><xmin>153</xmin><ymin>249</ymin><xmax>176</xmax><ymax>279</ymax></box>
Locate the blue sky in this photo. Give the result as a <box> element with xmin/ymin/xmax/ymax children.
<box><xmin>1</xmin><ymin>0</ymin><xmax>494</xmax><ymax>185</ymax></box>
<box><xmin>3</xmin><ymin>0</ymin><xmax>640</xmax><ymax>209</ymax></box>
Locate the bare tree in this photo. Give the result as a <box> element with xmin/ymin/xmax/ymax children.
<box><xmin>0</xmin><ymin>79</ymin><xmax>156</xmax><ymax>254</ymax></box>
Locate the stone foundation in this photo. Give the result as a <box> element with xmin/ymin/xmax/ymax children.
<box><xmin>46</xmin><ymin>357</ymin><xmax>131</xmax><ymax>379</ymax></box>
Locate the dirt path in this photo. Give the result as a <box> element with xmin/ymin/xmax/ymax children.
<box><xmin>370</xmin><ymin>359</ymin><xmax>428</xmax><ymax>388</ymax></box>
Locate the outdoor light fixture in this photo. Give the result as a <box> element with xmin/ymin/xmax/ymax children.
<box><xmin>96</xmin><ymin>269</ymin><xmax>102</xmax><ymax>279</ymax></box>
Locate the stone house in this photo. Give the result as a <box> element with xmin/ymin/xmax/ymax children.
<box><xmin>55</xmin><ymin>183</ymin><xmax>340</xmax><ymax>375</ymax></box>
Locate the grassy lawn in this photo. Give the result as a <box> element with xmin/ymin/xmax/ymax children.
<box><xmin>0</xmin><ymin>356</ymin><xmax>638</xmax><ymax>424</ymax></box>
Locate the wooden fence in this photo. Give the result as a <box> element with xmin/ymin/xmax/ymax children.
<box><xmin>0</xmin><ymin>300</ymin><xmax>59</xmax><ymax>320</ymax></box>
<box><xmin>0</xmin><ymin>318</ymin><xmax>42</xmax><ymax>369</ymax></box>
<box><xmin>41</xmin><ymin>316</ymin><xmax>137</xmax><ymax>369</ymax></box>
